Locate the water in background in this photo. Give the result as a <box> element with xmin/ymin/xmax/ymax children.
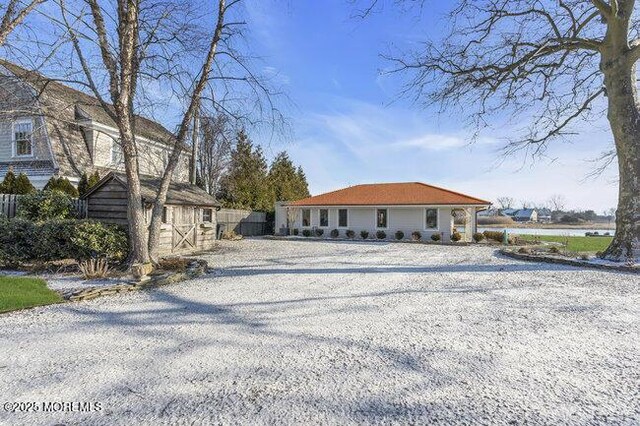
<box><xmin>478</xmin><ymin>227</ymin><xmax>615</xmax><ymax>237</ymax></box>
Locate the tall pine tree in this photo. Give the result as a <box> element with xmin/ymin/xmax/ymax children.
<box><xmin>268</xmin><ymin>152</ymin><xmax>310</xmax><ymax>204</ymax></box>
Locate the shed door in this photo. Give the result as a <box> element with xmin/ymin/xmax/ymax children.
<box><xmin>172</xmin><ymin>206</ymin><xmax>196</xmax><ymax>252</ymax></box>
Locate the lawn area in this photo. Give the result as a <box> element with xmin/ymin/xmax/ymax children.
<box><xmin>0</xmin><ymin>276</ymin><xmax>63</xmax><ymax>313</ymax></box>
<box><xmin>519</xmin><ymin>234</ymin><xmax>614</xmax><ymax>253</ymax></box>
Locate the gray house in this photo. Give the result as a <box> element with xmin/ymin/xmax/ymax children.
<box><xmin>0</xmin><ymin>60</ymin><xmax>190</xmax><ymax>188</ymax></box>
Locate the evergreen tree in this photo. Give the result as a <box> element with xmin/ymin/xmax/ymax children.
<box><xmin>294</xmin><ymin>166</ymin><xmax>310</xmax><ymax>199</ymax></box>
<box><xmin>218</xmin><ymin>130</ymin><xmax>271</xmax><ymax>211</ymax></box>
<box><xmin>14</xmin><ymin>173</ymin><xmax>35</xmax><ymax>194</ymax></box>
<box><xmin>44</xmin><ymin>177</ymin><xmax>79</xmax><ymax>197</ymax></box>
<box><xmin>88</xmin><ymin>171</ymin><xmax>101</xmax><ymax>190</ymax></box>
<box><xmin>268</xmin><ymin>152</ymin><xmax>301</xmax><ymax>203</ymax></box>
<box><xmin>0</xmin><ymin>170</ymin><xmax>17</xmax><ymax>194</ymax></box>
<box><xmin>77</xmin><ymin>172</ymin><xmax>89</xmax><ymax>196</ymax></box>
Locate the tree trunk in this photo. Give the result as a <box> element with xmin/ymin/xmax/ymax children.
<box><xmin>600</xmin><ymin>27</ymin><xmax>640</xmax><ymax>262</ymax></box>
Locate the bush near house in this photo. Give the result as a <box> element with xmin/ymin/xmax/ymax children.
<box><xmin>0</xmin><ymin>171</ymin><xmax>35</xmax><ymax>194</ymax></box>
<box><xmin>451</xmin><ymin>232</ymin><xmax>462</xmax><ymax>242</ymax></box>
<box><xmin>0</xmin><ymin>218</ymin><xmax>128</xmax><ymax>267</ymax></box>
<box><xmin>411</xmin><ymin>231</ymin><xmax>421</xmax><ymax>241</ymax></box>
<box><xmin>360</xmin><ymin>230</ymin><xmax>369</xmax><ymax>239</ymax></box>
<box><xmin>44</xmin><ymin>177</ymin><xmax>79</xmax><ymax>197</ymax></box>
<box><xmin>77</xmin><ymin>171</ymin><xmax>101</xmax><ymax>197</ymax></box>
<box><xmin>17</xmin><ymin>190</ymin><xmax>76</xmax><ymax>222</ymax></box>
<box><xmin>346</xmin><ymin>230</ymin><xmax>355</xmax><ymax>239</ymax></box>
<box><xmin>431</xmin><ymin>233</ymin><xmax>441</xmax><ymax>242</ymax></box>
<box><xmin>315</xmin><ymin>228</ymin><xmax>324</xmax><ymax>237</ymax></box>
<box><xmin>292</xmin><ymin>228</ymin><xmax>299</xmax><ymax>236</ymax></box>
<box><xmin>472</xmin><ymin>232</ymin><xmax>485</xmax><ymax>243</ymax></box>
<box><xmin>302</xmin><ymin>229</ymin><xmax>312</xmax><ymax>237</ymax></box>
<box><xmin>483</xmin><ymin>230</ymin><xmax>504</xmax><ymax>243</ymax></box>
<box><xmin>376</xmin><ymin>230</ymin><xmax>386</xmax><ymax>239</ymax></box>
<box><xmin>395</xmin><ymin>230</ymin><xmax>404</xmax><ymax>240</ymax></box>
<box><xmin>330</xmin><ymin>229</ymin><xmax>339</xmax><ymax>238</ymax></box>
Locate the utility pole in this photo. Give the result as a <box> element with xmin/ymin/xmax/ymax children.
<box><xmin>190</xmin><ymin>98</ymin><xmax>200</xmax><ymax>185</ymax></box>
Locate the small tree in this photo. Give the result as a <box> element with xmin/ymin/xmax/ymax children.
<box><xmin>77</xmin><ymin>172</ymin><xmax>89</xmax><ymax>197</ymax></box>
<box><xmin>0</xmin><ymin>170</ymin><xmax>17</xmax><ymax>193</ymax></box>
<box><xmin>14</xmin><ymin>173</ymin><xmax>35</xmax><ymax>194</ymax></box>
<box><xmin>44</xmin><ymin>177</ymin><xmax>78</xmax><ymax>198</ymax></box>
<box><xmin>88</xmin><ymin>171</ymin><xmax>101</xmax><ymax>189</ymax></box>
<box><xmin>17</xmin><ymin>190</ymin><xmax>76</xmax><ymax>222</ymax></box>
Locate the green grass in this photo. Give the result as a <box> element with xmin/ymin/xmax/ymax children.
<box><xmin>518</xmin><ymin>234</ymin><xmax>613</xmax><ymax>253</ymax></box>
<box><xmin>0</xmin><ymin>276</ymin><xmax>63</xmax><ymax>313</ymax></box>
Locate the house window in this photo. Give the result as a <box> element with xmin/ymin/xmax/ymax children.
<box><xmin>319</xmin><ymin>209</ymin><xmax>329</xmax><ymax>227</ymax></box>
<box><xmin>425</xmin><ymin>208</ymin><xmax>438</xmax><ymax>229</ymax></box>
<box><xmin>162</xmin><ymin>206</ymin><xmax>169</xmax><ymax>223</ymax></box>
<box><xmin>376</xmin><ymin>208</ymin><xmax>387</xmax><ymax>228</ymax></box>
<box><xmin>202</xmin><ymin>208</ymin><xmax>213</xmax><ymax>223</ymax></box>
<box><xmin>338</xmin><ymin>209</ymin><xmax>348</xmax><ymax>227</ymax></box>
<box><xmin>302</xmin><ymin>209</ymin><xmax>311</xmax><ymax>227</ymax></box>
<box><xmin>13</xmin><ymin>120</ymin><xmax>33</xmax><ymax>157</ymax></box>
<box><xmin>111</xmin><ymin>139</ymin><xmax>122</xmax><ymax>165</ymax></box>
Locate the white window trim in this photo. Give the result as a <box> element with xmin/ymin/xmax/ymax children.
<box><xmin>12</xmin><ymin>119</ymin><xmax>34</xmax><ymax>158</ymax></box>
<box><xmin>375</xmin><ymin>208</ymin><xmax>388</xmax><ymax>229</ymax></box>
<box><xmin>301</xmin><ymin>208</ymin><xmax>312</xmax><ymax>228</ymax></box>
<box><xmin>424</xmin><ymin>208</ymin><xmax>439</xmax><ymax>230</ymax></box>
<box><xmin>337</xmin><ymin>208</ymin><xmax>349</xmax><ymax>228</ymax></box>
<box><xmin>318</xmin><ymin>208</ymin><xmax>330</xmax><ymax>228</ymax></box>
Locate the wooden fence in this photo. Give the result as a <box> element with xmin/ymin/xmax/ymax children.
<box><xmin>217</xmin><ymin>208</ymin><xmax>269</xmax><ymax>236</ymax></box>
<box><xmin>0</xmin><ymin>193</ymin><xmax>87</xmax><ymax>219</ymax></box>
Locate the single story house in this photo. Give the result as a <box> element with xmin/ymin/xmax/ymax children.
<box><xmin>502</xmin><ymin>208</ymin><xmax>538</xmax><ymax>223</ymax></box>
<box><xmin>275</xmin><ymin>182</ymin><xmax>491</xmax><ymax>242</ymax></box>
<box><xmin>84</xmin><ymin>172</ymin><xmax>220</xmax><ymax>254</ymax></box>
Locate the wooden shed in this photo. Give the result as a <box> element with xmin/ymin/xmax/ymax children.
<box><xmin>83</xmin><ymin>172</ymin><xmax>221</xmax><ymax>255</ymax></box>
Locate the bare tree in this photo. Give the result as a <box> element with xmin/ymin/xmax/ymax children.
<box><xmin>496</xmin><ymin>196</ymin><xmax>515</xmax><ymax>209</ymax></box>
<box><xmin>197</xmin><ymin>113</ymin><xmax>235</xmax><ymax>196</ymax></box>
<box><xmin>379</xmin><ymin>1</ymin><xmax>639</xmax><ymax>262</ymax></box>
<box><xmin>0</xmin><ymin>0</ymin><xmax>46</xmax><ymax>47</ymax></box>
<box><xmin>548</xmin><ymin>194</ymin><xmax>567</xmax><ymax>212</ymax></box>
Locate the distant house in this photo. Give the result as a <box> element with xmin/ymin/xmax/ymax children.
<box><xmin>478</xmin><ymin>207</ymin><xmax>501</xmax><ymax>217</ymax></box>
<box><xmin>0</xmin><ymin>60</ymin><xmax>191</xmax><ymax>188</ymax></box>
<box><xmin>502</xmin><ymin>208</ymin><xmax>538</xmax><ymax>222</ymax></box>
<box><xmin>537</xmin><ymin>208</ymin><xmax>552</xmax><ymax>223</ymax></box>
<box><xmin>274</xmin><ymin>182</ymin><xmax>491</xmax><ymax>242</ymax></box>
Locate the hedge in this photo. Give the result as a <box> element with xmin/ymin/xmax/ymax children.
<box><xmin>0</xmin><ymin>218</ymin><xmax>128</xmax><ymax>267</ymax></box>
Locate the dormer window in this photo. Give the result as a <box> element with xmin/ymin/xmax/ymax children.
<box><xmin>13</xmin><ymin>120</ymin><xmax>33</xmax><ymax>157</ymax></box>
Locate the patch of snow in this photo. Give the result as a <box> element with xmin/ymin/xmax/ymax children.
<box><xmin>0</xmin><ymin>238</ymin><xmax>638</xmax><ymax>424</ymax></box>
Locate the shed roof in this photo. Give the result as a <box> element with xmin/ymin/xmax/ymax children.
<box><xmin>289</xmin><ymin>182</ymin><xmax>491</xmax><ymax>207</ymax></box>
<box><xmin>85</xmin><ymin>172</ymin><xmax>221</xmax><ymax>207</ymax></box>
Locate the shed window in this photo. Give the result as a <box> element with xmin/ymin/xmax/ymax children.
<box><xmin>202</xmin><ymin>208</ymin><xmax>213</xmax><ymax>223</ymax></box>
<box><xmin>425</xmin><ymin>208</ymin><xmax>438</xmax><ymax>229</ymax></box>
<box><xmin>376</xmin><ymin>208</ymin><xmax>387</xmax><ymax>228</ymax></box>
<box><xmin>319</xmin><ymin>209</ymin><xmax>329</xmax><ymax>227</ymax></box>
<box><xmin>14</xmin><ymin>120</ymin><xmax>33</xmax><ymax>157</ymax></box>
<box><xmin>338</xmin><ymin>209</ymin><xmax>348</xmax><ymax>227</ymax></box>
<box><xmin>302</xmin><ymin>209</ymin><xmax>311</xmax><ymax>227</ymax></box>
<box><xmin>162</xmin><ymin>207</ymin><xmax>169</xmax><ymax>223</ymax></box>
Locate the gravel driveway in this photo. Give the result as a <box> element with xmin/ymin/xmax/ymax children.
<box><xmin>1</xmin><ymin>238</ymin><xmax>638</xmax><ymax>425</ymax></box>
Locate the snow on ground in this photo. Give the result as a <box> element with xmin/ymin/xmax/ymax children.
<box><xmin>0</xmin><ymin>238</ymin><xmax>638</xmax><ymax>425</ymax></box>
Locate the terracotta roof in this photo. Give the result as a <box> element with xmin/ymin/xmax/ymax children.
<box><xmin>289</xmin><ymin>182</ymin><xmax>491</xmax><ymax>206</ymax></box>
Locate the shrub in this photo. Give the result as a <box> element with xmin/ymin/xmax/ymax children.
<box><xmin>0</xmin><ymin>219</ymin><xmax>127</xmax><ymax>266</ymax></box>
<box><xmin>0</xmin><ymin>170</ymin><xmax>17</xmax><ymax>194</ymax></box>
<box><xmin>159</xmin><ymin>257</ymin><xmax>190</xmax><ymax>272</ymax></box>
<box><xmin>411</xmin><ymin>231</ymin><xmax>421</xmax><ymax>241</ymax></box>
<box><xmin>302</xmin><ymin>229</ymin><xmax>312</xmax><ymax>237</ymax></box>
<box><xmin>548</xmin><ymin>245</ymin><xmax>560</xmax><ymax>254</ymax></box>
<box><xmin>346</xmin><ymin>229</ymin><xmax>355</xmax><ymax>239</ymax></box>
<box><xmin>78</xmin><ymin>258</ymin><xmax>110</xmax><ymax>279</ymax></box>
<box><xmin>376</xmin><ymin>230</ymin><xmax>386</xmax><ymax>239</ymax></box>
<box><xmin>360</xmin><ymin>230</ymin><xmax>369</xmax><ymax>239</ymax></box>
<box><xmin>78</xmin><ymin>171</ymin><xmax>102</xmax><ymax>197</ymax></box>
<box><xmin>472</xmin><ymin>232</ymin><xmax>485</xmax><ymax>243</ymax></box>
<box><xmin>44</xmin><ymin>177</ymin><xmax>78</xmax><ymax>197</ymax></box>
<box><xmin>315</xmin><ymin>228</ymin><xmax>324</xmax><ymax>237</ymax></box>
<box><xmin>14</xmin><ymin>173</ymin><xmax>35</xmax><ymax>194</ymax></box>
<box><xmin>18</xmin><ymin>190</ymin><xmax>76</xmax><ymax>222</ymax></box>
<box><xmin>518</xmin><ymin>247</ymin><xmax>531</xmax><ymax>254</ymax></box>
<box><xmin>330</xmin><ymin>229</ymin><xmax>339</xmax><ymax>238</ymax></box>
<box><xmin>0</xmin><ymin>218</ymin><xmax>36</xmax><ymax>266</ymax></box>
<box><xmin>395</xmin><ymin>230</ymin><xmax>404</xmax><ymax>240</ymax></box>
<box><xmin>451</xmin><ymin>232</ymin><xmax>462</xmax><ymax>242</ymax></box>
<box><xmin>292</xmin><ymin>228</ymin><xmax>299</xmax><ymax>236</ymax></box>
<box><xmin>430</xmin><ymin>233</ymin><xmax>441</xmax><ymax>242</ymax></box>
<box><xmin>483</xmin><ymin>230</ymin><xmax>504</xmax><ymax>243</ymax></box>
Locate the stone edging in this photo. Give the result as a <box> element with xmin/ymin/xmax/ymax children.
<box><xmin>500</xmin><ymin>249</ymin><xmax>638</xmax><ymax>274</ymax></box>
<box><xmin>63</xmin><ymin>259</ymin><xmax>209</xmax><ymax>302</ymax></box>
<box><xmin>263</xmin><ymin>235</ymin><xmax>470</xmax><ymax>246</ymax></box>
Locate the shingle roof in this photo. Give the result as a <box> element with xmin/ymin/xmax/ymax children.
<box><xmin>0</xmin><ymin>161</ymin><xmax>56</xmax><ymax>177</ymax></box>
<box><xmin>290</xmin><ymin>182</ymin><xmax>491</xmax><ymax>206</ymax></box>
<box><xmin>84</xmin><ymin>172</ymin><xmax>221</xmax><ymax>207</ymax></box>
<box><xmin>0</xmin><ymin>60</ymin><xmax>175</xmax><ymax>144</ymax></box>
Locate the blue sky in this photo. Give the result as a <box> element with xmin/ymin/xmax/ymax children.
<box><xmin>240</xmin><ymin>0</ymin><xmax>618</xmax><ymax>212</ymax></box>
